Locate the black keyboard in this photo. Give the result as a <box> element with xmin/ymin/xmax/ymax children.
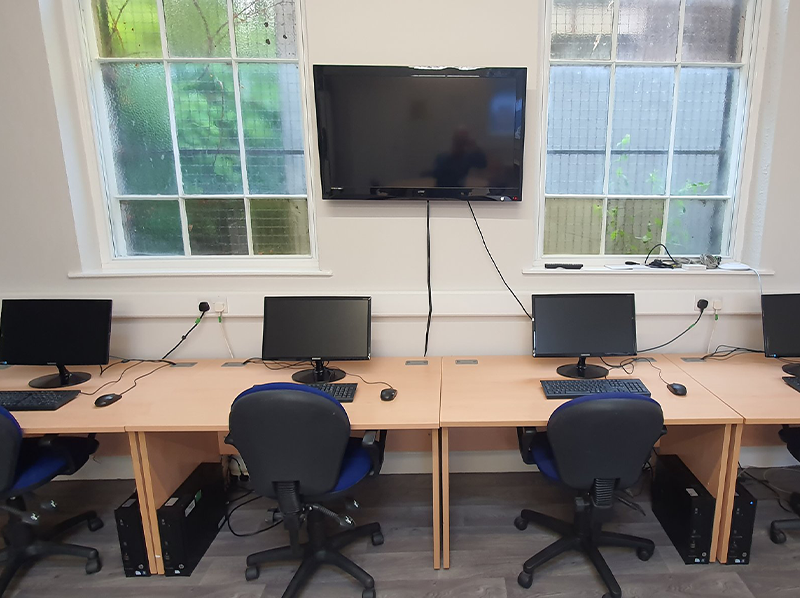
<box><xmin>541</xmin><ymin>378</ymin><xmax>651</xmax><ymax>400</ymax></box>
<box><xmin>306</xmin><ymin>383</ymin><xmax>358</xmax><ymax>403</ymax></box>
<box><xmin>0</xmin><ymin>390</ymin><xmax>80</xmax><ymax>411</ymax></box>
<box><xmin>783</xmin><ymin>377</ymin><xmax>800</xmax><ymax>394</ymax></box>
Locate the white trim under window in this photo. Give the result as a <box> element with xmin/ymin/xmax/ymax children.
<box><xmin>535</xmin><ymin>0</ymin><xmax>764</xmax><ymax>265</ymax></box>
<box><xmin>39</xmin><ymin>0</ymin><xmax>324</xmax><ymax>276</ymax></box>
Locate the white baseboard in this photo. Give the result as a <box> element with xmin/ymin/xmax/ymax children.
<box><xmin>54</xmin><ymin>447</ymin><xmax>795</xmax><ymax>481</ymax></box>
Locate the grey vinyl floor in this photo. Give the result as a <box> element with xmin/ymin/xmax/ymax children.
<box><xmin>3</xmin><ymin>471</ymin><xmax>800</xmax><ymax>598</ymax></box>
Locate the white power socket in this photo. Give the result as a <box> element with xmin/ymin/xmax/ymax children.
<box><xmin>694</xmin><ymin>295</ymin><xmax>723</xmax><ymax>312</ymax></box>
<box><xmin>197</xmin><ymin>296</ymin><xmax>228</xmax><ymax>315</ymax></box>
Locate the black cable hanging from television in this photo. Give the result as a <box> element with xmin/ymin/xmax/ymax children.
<box><xmin>467</xmin><ymin>201</ymin><xmax>532</xmax><ymax>320</ymax></box>
<box><xmin>424</xmin><ymin>200</ymin><xmax>433</xmax><ymax>357</ymax></box>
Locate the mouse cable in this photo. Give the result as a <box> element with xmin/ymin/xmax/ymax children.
<box><xmin>701</xmin><ymin>345</ymin><xmax>762</xmax><ymax>361</ymax></box>
<box><xmin>115</xmin><ymin>362</ymin><xmax>173</xmax><ymax>396</ymax></box>
<box><xmin>466</xmin><ymin>201</ymin><xmax>532</xmax><ymax>320</ymax></box>
<box><xmin>339</xmin><ymin>368</ymin><xmax>394</xmax><ymax>390</ymax></box>
<box><xmin>637</xmin><ymin>311</ymin><xmax>704</xmax><ymax>353</ymax></box>
<box><xmin>644</xmin><ymin>358</ymin><xmax>671</xmax><ymax>387</ymax></box>
<box><xmin>424</xmin><ymin>200</ymin><xmax>433</xmax><ymax>357</ymax></box>
<box><xmin>599</xmin><ymin>356</ymin><xmax>636</xmax><ymax>375</ymax></box>
<box><xmin>162</xmin><ymin>309</ymin><xmax>208</xmax><ymax>360</ymax></box>
<box><xmin>79</xmin><ymin>361</ymin><xmax>145</xmax><ymax>396</ymax></box>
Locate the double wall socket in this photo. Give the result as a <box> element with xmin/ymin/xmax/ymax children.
<box><xmin>198</xmin><ymin>296</ymin><xmax>228</xmax><ymax>314</ymax></box>
<box><xmin>695</xmin><ymin>295</ymin><xmax>723</xmax><ymax>312</ymax></box>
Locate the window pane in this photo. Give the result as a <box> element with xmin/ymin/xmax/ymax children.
<box><xmin>672</xmin><ymin>68</ymin><xmax>739</xmax><ymax>195</ymax></box>
<box><xmin>239</xmin><ymin>63</ymin><xmax>306</xmax><ymax>194</ymax></box>
<box><xmin>609</xmin><ymin>67</ymin><xmax>674</xmax><ymax>195</ymax></box>
<box><xmin>92</xmin><ymin>0</ymin><xmax>162</xmax><ymax>58</ymax></box>
<box><xmin>546</xmin><ymin>66</ymin><xmax>610</xmax><ymax>195</ymax></box>
<box><xmin>233</xmin><ymin>0</ymin><xmax>297</xmax><ymax>59</ymax></box>
<box><xmin>120</xmin><ymin>200</ymin><xmax>183</xmax><ymax>256</ymax></box>
<box><xmin>551</xmin><ymin>0</ymin><xmax>612</xmax><ymax>60</ymax></box>
<box><xmin>666</xmin><ymin>198</ymin><xmax>726</xmax><ymax>254</ymax></box>
<box><xmin>163</xmin><ymin>0</ymin><xmax>230</xmax><ymax>57</ymax></box>
<box><xmin>617</xmin><ymin>0</ymin><xmax>680</xmax><ymax>62</ymax></box>
<box><xmin>682</xmin><ymin>0</ymin><xmax>746</xmax><ymax>62</ymax></box>
<box><xmin>605</xmin><ymin>199</ymin><xmax>665</xmax><ymax>254</ymax></box>
<box><xmin>544</xmin><ymin>198</ymin><xmax>603</xmax><ymax>255</ymax></box>
<box><xmin>185</xmin><ymin>199</ymin><xmax>248</xmax><ymax>255</ymax></box>
<box><xmin>102</xmin><ymin>63</ymin><xmax>177</xmax><ymax>195</ymax></box>
<box><xmin>251</xmin><ymin>198</ymin><xmax>310</xmax><ymax>255</ymax></box>
<box><xmin>171</xmin><ymin>63</ymin><xmax>242</xmax><ymax>194</ymax></box>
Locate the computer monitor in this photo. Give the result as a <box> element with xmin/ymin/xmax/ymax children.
<box><xmin>761</xmin><ymin>293</ymin><xmax>800</xmax><ymax>377</ymax></box>
<box><xmin>0</xmin><ymin>299</ymin><xmax>113</xmax><ymax>388</ymax></box>
<box><xmin>262</xmin><ymin>296</ymin><xmax>371</xmax><ymax>384</ymax></box>
<box><xmin>532</xmin><ymin>293</ymin><xmax>637</xmax><ymax>379</ymax></box>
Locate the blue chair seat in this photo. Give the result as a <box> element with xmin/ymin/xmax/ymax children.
<box><xmin>11</xmin><ymin>453</ymin><xmax>68</xmax><ymax>495</ymax></box>
<box><xmin>330</xmin><ymin>438</ymin><xmax>372</xmax><ymax>493</ymax></box>
<box><xmin>531</xmin><ymin>433</ymin><xmax>559</xmax><ymax>482</ymax></box>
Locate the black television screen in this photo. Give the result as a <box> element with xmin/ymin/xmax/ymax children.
<box><xmin>314</xmin><ymin>65</ymin><xmax>527</xmax><ymax>201</ymax></box>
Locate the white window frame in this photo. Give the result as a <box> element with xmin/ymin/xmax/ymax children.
<box><xmin>533</xmin><ymin>0</ymin><xmax>766</xmax><ymax>266</ymax></box>
<box><xmin>40</xmin><ymin>0</ymin><xmax>326</xmax><ymax>277</ymax></box>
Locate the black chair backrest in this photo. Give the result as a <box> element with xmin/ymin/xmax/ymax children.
<box><xmin>228</xmin><ymin>383</ymin><xmax>351</xmax><ymax>498</ymax></box>
<box><xmin>0</xmin><ymin>409</ymin><xmax>22</xmax><ymax>494</ymax></box>
<box><xmin>547</xmin><ymin>393</ymin><xmax>664</xmax><ymax>491</ymax></box>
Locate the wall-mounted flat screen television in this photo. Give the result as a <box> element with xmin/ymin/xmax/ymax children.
<box><xmin>313</xmin><ymin>65</ymin><xmax>527</xmax><ymax>202</ymax></box>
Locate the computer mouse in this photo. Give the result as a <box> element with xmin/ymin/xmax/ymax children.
<box><xmin>380</xmin><ymin>388</ymin><xmax>397</xmax><ymax>401</ymax></box>
<box><xmin>95</xmin><ymin>393</ymin><xmax>123</xmax><ymax>407</ymax></box>
<box><xmin>667</xmin><ymin>383</ymin><xmax>687</xmax><ymax>396</ymax></box>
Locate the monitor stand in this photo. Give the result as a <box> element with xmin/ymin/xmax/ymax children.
<box><xmin>29</xmin><ymin>364</ymin><xmax>92</xmax><ymax>389</ymax></box>
<box><xmin>783</xmin><ymin>363</ymin><xmax>800</xmax><ymax>377</ymax></box>
<box><xmin>291</xmin><ymin>359</ymin><xmax>346</xmax><ymax>384</ymax></box>
<box><xmin>557</xmin><ymin>357</ymin><xmax>608</xmax><ymax>379</ymax></box>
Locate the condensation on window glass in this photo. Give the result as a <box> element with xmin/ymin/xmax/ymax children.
<box><xmin>544</xmin><ymin>198</ymin><xmax>604</xmax><ymax>255</ymax></box>
<box><xmin>120</xmin><ymin>200</ymin><xmax>184</xmax><ymax>256</ymax></box>
<box><xmin>163</xmin><ymin>0</ymin><xmax>231</xmax><ymax>57</ymax></box>
<box><xmin>251</xmin><ymin>198</ymin><xmax>310</xmax><ymax>255</ymax></box>
<box><xmin>666</xmin><ymin>198</ymin><xmax>726</xmax><ymax>254</ymax></box>
<box><xmin>185</xmin><ymin>199</ymin><xmax>249</xmax><ymax>255</ymax></box>
<box><xmin>92</xmin><ymin>0</ymin><xmax>162</xmax><ymax>58</ymax></box>
<box><xmin>682</xmin><ymin>0</ymin><xmax>746</xmax><ymax>62</ymax></box>
<box><xmin>605</xmin><ymin>198</ymin><xmax>665</xmax><ymax>254</ymax></box>
<box><xmin>551</xmin><ymin>0</ymin><xmax>613</xmax><ymax>60</ymax></box>
<box><xmin>617</xmin><ymin>0</ymin><xmax>680</xmax><ymax>62</ymax></box>
<box><xmin>233</xmin><ymin>0</ymin><xmax>298</xmax><ymax>59</ymax></box>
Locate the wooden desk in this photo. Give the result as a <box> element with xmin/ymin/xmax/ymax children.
<box><xmin>120</xmin><ymin>358</ymin><xmax>443</xmax><ymax>574</ymax></box>
<box><xmin>438</xmin><ymin>355</ymin><xmax>744</xmax><ymax>567</ymax></box>
<box><xmin>0</xmin><ymin>358</ymin><xmax>443</xmax><ymax>574</ymax></box>
<box><xmin>666</xmin><ymin>353</ymin><xmax>800</xmax><ymax>424</ymax></box>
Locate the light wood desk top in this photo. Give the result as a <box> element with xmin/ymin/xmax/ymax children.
<box><xmin>666</xmin><ymin>353</ymin><xmax>800</xmax><ymax>424</ymax></box>
<box><xmin>119</xmin><ymin>357</ymin><xmax>442</xmax><ymax>432</ymax></box>
<box><xmin>0</xmin><ymin>363</ymin><xmax>151</xmax><ymax>434</ymax></box>
<box><xmin>439</xmin><ymin>355</ymin><xmax>743</xmax><ymax>427</ymax></box>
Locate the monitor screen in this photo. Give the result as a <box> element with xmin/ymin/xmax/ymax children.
<box><xmin>0</xmin><ymin>299</ymin><xmax>112</xmax><ymax>366</ymax></box>
<box><xmin>533</xmin><ymin>294</ymin><xmax>637</xmax><ymax>358</ymax></box>
<box><xmin>762</xmin><ymin>294</ymin><xmax>800</xmax><ymax>358</ymax></box>
<box><xmin>262</xmin><ymin>297</ymin><xmax>371</xmax><ymax>361</ymax></box>
<box><xmin>314</xmin><ymin>65</ymin><xmax>526</xmax><ymax>201</ymax></box>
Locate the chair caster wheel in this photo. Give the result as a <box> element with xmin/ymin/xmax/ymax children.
<box><xmin>88</xmin><ymin>517</ymin><xmax>104</xmax><ymax>532</ymax></box>
<box><xmin>371</xmin><ymin>531</ymin><xmax>384</xmax><ymax>546</ymax></box>
<box><xmin>770</xmin><ymin>527</ymin><xmax>787</xmax><ymax>544</ymax></box>
<box><xmin>636</xmin><ymin>546</ymin><xmax>654</xmax><ymax>561</ymax></box>
<box><xmin>517</xmin><ymin>571</ymin><xmax>533</xmax><ymax>589</ymax></box>
<box><xmin>514</xmin><ymin>516</ymin><xmax>528</xmax><ymax>531</ymax></box>
<box><xmin>85</xmin><ymin>557</ymin><xmax>102</xmax><ymax>574</ymax></box>
<box><xmin>245</xmin><ymin>565</ymin><xmax>260</xmax><ymax>581</ymax></box>
<box><xmin>362</xmin><ymin>588</ymin><xmax>376</xmax><ymax>598</ymax></box>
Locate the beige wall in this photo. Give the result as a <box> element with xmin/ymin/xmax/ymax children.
<box><xmin>0</xmin><ymin>1</ymin><xmax>798</xmax><ymax>473</ymax></box>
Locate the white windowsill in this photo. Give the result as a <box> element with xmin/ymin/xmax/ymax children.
<box><xmin>68</xmin><ymin>257</ymin><xmax>332</xmax><ymax>278</ymax></box>
<box><xmin>523</xmin><ymin>266</ymin><xmax>773</xmax><ymax>276</ymax></box>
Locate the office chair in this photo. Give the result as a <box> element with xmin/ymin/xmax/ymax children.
<box><xmin>0</xmin><ymin>408</ymin><xmax>103</xmax><ymax>596</ymax></box>
<box><xmin>226</xmin><ymin>382</ymin><xmax>385</xmax><ymax>598</ymax></box>
<box><xmin>769</xmin><ymin>425</ymin><xmax>800</xmax><ymax>544</ymax></box>
<box><xmin>515</xmin><ymin>393</ymin><xmax>665</xmax><ymax>598</ymax></box>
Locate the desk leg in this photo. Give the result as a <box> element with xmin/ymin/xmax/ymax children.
<box><xmin>432</xmin><ymin>429</ymin><xmax>441</xmax><ymax>570</ymax></box>
<box><xmin>442</xmin><ymin>427</ymin><xmax>450</xmax><ymax>569</ymax></box>
<box><xmin>659</xmin><ymin>424</ymin><xmax>734</xmax><ymax>564</ymax></box>
<box><xmin>717</xmin><ymin>423</ymin><xmax>743</xmax><ymax>563</ymax></box>
<box><xmin>136</xmin><ymin>431</ymin><xmax>220</xmax><ymax>574</ymax></box>
<box><xmin>128</xmin><ymin>432</ymin><xmax>159</xmax><ymax>575</ymax></box>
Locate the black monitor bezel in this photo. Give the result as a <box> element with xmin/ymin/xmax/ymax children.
<box><xmin>762</xmin><ymin>293</ymin><xmax>800</xmax><ymax>359</ymax></box>
<box><xmin>531</xmin><ymin>293</ymin><xmax>638</xmax><ymax>358</ymax></box>
<box><xmin>0</xmin><ymin>298</ymin><xmax>113</xmax><ymax>366</ymax></box>
<box><xmin>261</xmin><ymin>296</ymin><xmax>372</xmax><ymax>362</ymax></box>
<box><xmin>313</xmin><ymin>64</ymin><xmax>527</xmax><ymax>202</ymax></box>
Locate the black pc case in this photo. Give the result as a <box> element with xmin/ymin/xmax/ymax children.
<box><xmin>651</xmin><ymin>454</ymin><xmax>716</xmax><ymax>564</ymax></box>
<box><xmin>114</xmin><ymin>491</ymin><xmax>151</xmax><ymax>577</ymax></box>
<box><xmin>727</xmin><ymin>481</ymin><xmax>757</xmax><ymax>564</ymax></box>
<box><xmin>157</xmin><ymin>462</ymin><xmax>226</xmax><ymax>576</ymax></box>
